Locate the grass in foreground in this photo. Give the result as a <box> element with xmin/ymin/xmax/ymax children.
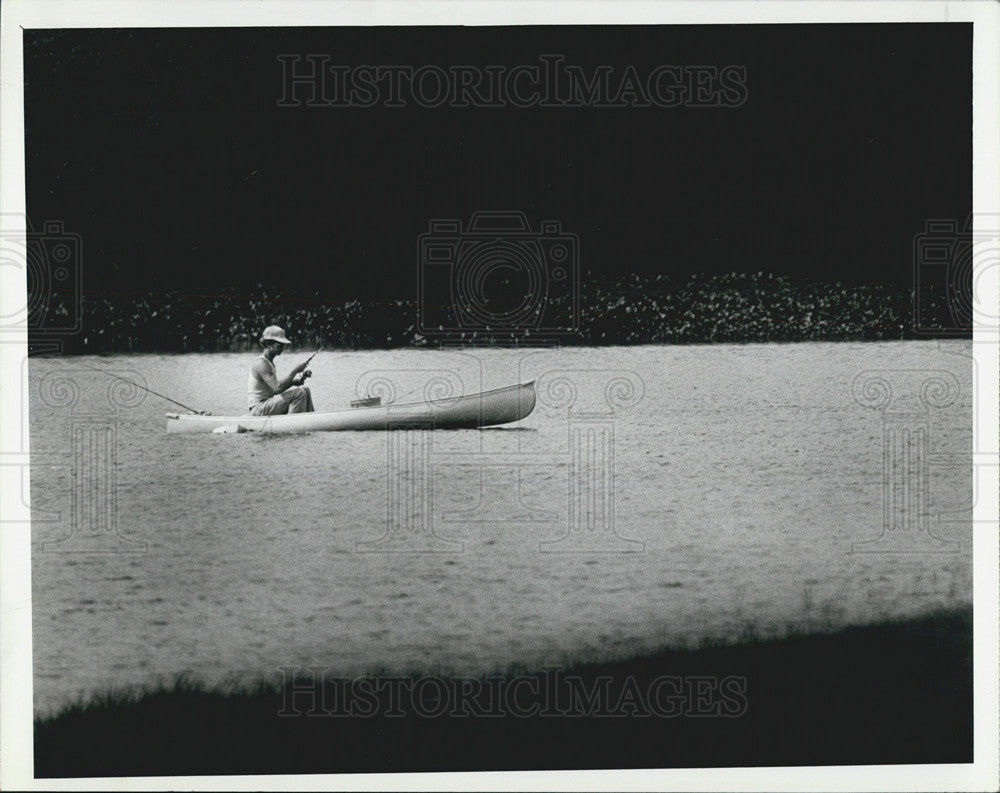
<box><xmin>35</xmin><ymin>608</ymin><xmax>972</xmax><ymax>777</ymax></box>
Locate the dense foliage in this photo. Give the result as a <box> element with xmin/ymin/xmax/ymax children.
<box><xmin>33</xmin><ymin>271</ymin><xmax>954</xmax><ymax>354</ymax></box>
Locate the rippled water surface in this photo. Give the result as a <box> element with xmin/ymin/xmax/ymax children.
<box><xmin>29</xmin><ymin>342</ymin><xmax>973</xmax><ymax>715</ymax></box>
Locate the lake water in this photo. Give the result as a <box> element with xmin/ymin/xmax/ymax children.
<box><xmin>28</xmin><ymin>341</ymin><xmax>974</xmax><ymax>716</ymax></box>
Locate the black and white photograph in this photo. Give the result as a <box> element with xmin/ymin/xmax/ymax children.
<box><xmin>1</xmin><ymin>1</ymin><xmax>998</xmax><ymax>790</ymax></box>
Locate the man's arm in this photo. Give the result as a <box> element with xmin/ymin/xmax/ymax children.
<box><xmin>278</xmin><ymin>365</ymin><xmax>309</xmax><ymax>391</ymax></box>
<box><xmin>254</xmin><ymin>357</ymin><xmax>308</xmax><ymax>395</ymax></box>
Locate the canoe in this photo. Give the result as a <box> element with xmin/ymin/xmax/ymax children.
<box><xmin>165</xmin><ymin>381</ymin><xmax>536</xmax><ymax>434</ymax></box>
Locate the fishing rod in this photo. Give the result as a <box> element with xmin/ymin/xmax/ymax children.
<box><xmin>303</xmin><ymin>346</ymin><xmax>323</xmax><ymax>366</ymax></box>
<box><xmin>77</xmin><ymin>362</ymin><xmax>211</xmax><ymax>415</ymax></box>
<box><xmin>384</xmin><ymin>387</ymin><xmax>419</xmax><ymax>406</ymax></box>
<box><xmin>293</xmin><ymin>347</ymin><xmax>323</xmax><ymax>384</ymax></box>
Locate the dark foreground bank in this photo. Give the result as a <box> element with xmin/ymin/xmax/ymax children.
<box><xmin>35</xmin><ymin>608</ymin><xmax>972</xmax><ymax>777</ymax></box>
<box><xmin>31</xmin><ymin>271</ymin><xmax>966</xmax><ymax>354</ymax></box>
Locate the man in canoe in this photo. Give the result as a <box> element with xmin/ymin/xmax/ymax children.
<box><xmin>247</xmin><ymin>325</ymin><xmax>315</xmax><ymax>416</ymax></box>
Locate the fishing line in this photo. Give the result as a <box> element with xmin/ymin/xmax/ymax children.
<box><xmin>77</xmin><ymin>361</ymin><xmax>210</xmax><ymax>414</ymax></box>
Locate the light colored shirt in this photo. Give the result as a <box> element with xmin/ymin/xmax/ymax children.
<box><xmin>247</xmin><ymin>355</ymin><xmax>280</xmax><ymax>408</ymax></box>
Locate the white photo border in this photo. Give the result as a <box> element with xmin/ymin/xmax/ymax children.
<box><xmin>1</xmin><ymin>1</ymin><xmax>997</xmax><ymax>791</ymax></box>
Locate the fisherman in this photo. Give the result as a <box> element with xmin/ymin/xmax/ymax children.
<box><xmin>247</xmin><ymin>325</ymin><xmax>315</xmax><ymax>415</ymax></box>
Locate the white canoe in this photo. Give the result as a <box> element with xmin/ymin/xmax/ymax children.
<box><xmin>166</xmin><ymin>381</ymin><xmax>536</xmax><ymax>434</ymax></box>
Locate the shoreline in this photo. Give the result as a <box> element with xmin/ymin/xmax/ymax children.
<box><xmin>27</xmin><ymin>336</ymin><xmax>972</xmax><ymax>360</ymax></box>
<box><xmin>35</xmin><ymin>607</ymin><xmax>973</xmax><ymax>777</ymax></box>
<box><xmin>29</xmin><ymin>272</ymin><xmax>968</xmax><ymax>355</ymax></box>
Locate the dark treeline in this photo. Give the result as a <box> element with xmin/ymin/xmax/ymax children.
<box><xmin>31</xmin><ymin>271</ymin><xmax>964</xmax><ymax>355</ymax></box>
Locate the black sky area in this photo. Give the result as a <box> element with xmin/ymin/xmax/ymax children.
<box><xmin>24</xmin><ymin>24</ymin><xmax>971</xmax><ymax>300</ymax></box>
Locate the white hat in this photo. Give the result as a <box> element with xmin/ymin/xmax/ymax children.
<box><xmin>260</xmin><ymin>325</ymin><xmax>291</xmax><ymax>344</ymax></box>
